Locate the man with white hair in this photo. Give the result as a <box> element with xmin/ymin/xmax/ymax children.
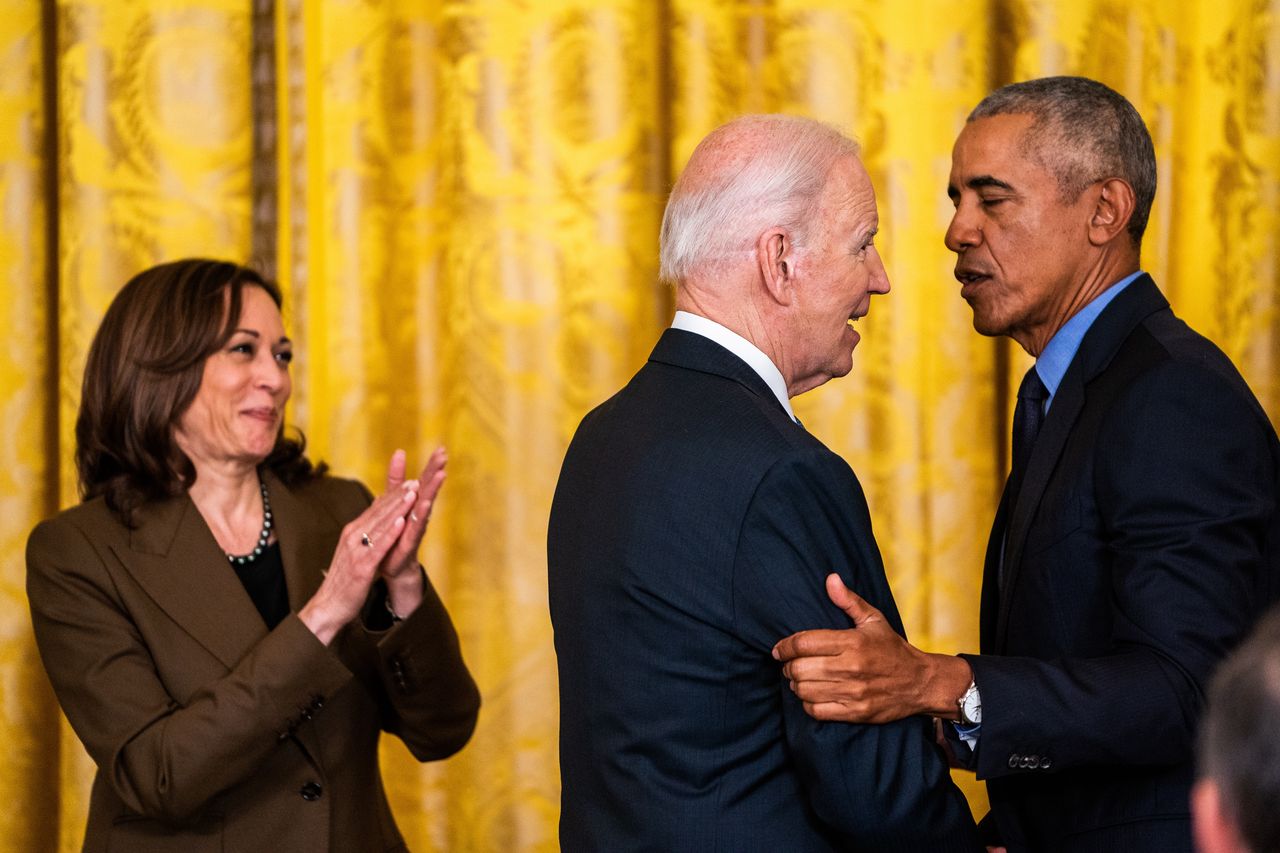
<box><xmin>548</xmin><ymin>115</ymin><xmax>981</xmax><ymax>851</ymax></box>
<box><xmin>1193</xmin><ymin>607</ymin><xmax>1280</xmax><ymax>853</ymax></box>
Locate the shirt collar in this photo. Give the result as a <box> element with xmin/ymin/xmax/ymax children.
<box><xmin>671</xmin><ymin>311</ymin><xmax>796</xmax><ymax>421</ymax></box>
<box><xmin>1036</xmin><ymin>270</ymin><xmax>1144</xmax><ymax>409</ymax></box>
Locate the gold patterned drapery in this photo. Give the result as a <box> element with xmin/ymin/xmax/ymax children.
<box><xmin>2</xmin><ymin>1</ymin><xmax>1277</xmax><ymax>850</ymax></box>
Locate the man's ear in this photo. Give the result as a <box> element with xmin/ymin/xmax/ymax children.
<box><xmin>1087</xmin><ymin>177</ymin><xmax>1136</xmax><ymax>247</ymax></box>
<box><xmin>757</xmin><ymin>228</ymin><xmax>795</xmax><ymax>306</ymax></box>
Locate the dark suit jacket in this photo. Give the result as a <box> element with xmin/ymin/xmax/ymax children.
<box><xmin>549</xmin><ymin>329</ymin><xmax>981</xmax><ymax>852</ymax></box>
<box><xmin>27</xmin><ymin>470</ymin><xmax>480</xmax><ymax>853</ymax></box>
<box><xmin>961</xmin><ymin>276</ymin><xmax>1280</xmax><ymax>852</ymax></box>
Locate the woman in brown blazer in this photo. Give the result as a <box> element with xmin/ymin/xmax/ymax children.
<box><xmin>26</xmin><ymin>259</ymin><xmax>480</xmax><ymax>852</ymax></box>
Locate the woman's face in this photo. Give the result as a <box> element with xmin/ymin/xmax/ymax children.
<box><xmin>174</xmin><ymin>285</ymin><xmax>293</xmax><ymax>474</ymax></box>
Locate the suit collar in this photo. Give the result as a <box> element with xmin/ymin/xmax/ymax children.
<box><xmin>114</xmin><ymin>470</ymin><xmax>337</xmax><ymax>669</ymax></box>
<box><xmin>649</xmin><ymin>328</ymin><xmax>793</xmax><ymax>419</ymax></box>
<box><xmin>1069</xmin><ymin>273</ymin><xmax>1167</xmax><ymax>383</ymax></box>
<box><xmin>670</xmin><ymin>312</ymin><xmax>795</xmax><ymax>419</ymax></box>
<box><xmin>993</xmin><ymin>274</ymin><xmax>1169</xmax><ymax>647</ymax></box>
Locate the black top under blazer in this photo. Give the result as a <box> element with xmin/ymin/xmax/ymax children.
<box><xmin>962</xmin><ymin>275</ymin><xmax>1280</xmax><ymax>852</ymax></box>
<box><xmin>549</xmin><ymin>329</ymin><xmax>981</xmax><ymax>852</ymax></box>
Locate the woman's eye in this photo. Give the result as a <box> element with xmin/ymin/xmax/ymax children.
<box><xmin>230</xmin><ymin>342</ymin><xmax>254</xmax><ymax>356</ymax></box>
<box><xmin>275</xmin><ymin>350</ymin><xmax>293</xmax><ymax>364</ymax></box>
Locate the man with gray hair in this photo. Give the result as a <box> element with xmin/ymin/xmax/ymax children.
<box><xmin>548</xmin><ymin>115</ymin><xmax>981</xmax><ymax>851</ymax></box>
<box><xmin>1193</xmin><ymin>606</ymin><xmax>1280</xmax><ymax>853</ymax></box>
<box><xmin>775</xmin><ymin>76</ymin><xmax>1280</xmax><ymax>852</ymax></box>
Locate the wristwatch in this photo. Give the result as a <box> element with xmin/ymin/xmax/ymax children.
<box><xmin>957</xmin><ymin>680</ymin><xmax>982</xmax><ymax>726</ymax></box>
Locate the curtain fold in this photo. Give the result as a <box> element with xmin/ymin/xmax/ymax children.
<box><xmin>3</xmin><ymin>1</ymin><xmax>1278</xmax><ymax>850</ymax></box>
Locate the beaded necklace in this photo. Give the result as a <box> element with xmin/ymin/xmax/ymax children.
<box><xmin>227</xmin><ymin>477</ymin><xmax>273</xmax><ymax>565</ymax></box>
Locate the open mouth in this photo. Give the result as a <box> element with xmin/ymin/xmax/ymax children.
<box><xmin>955</xmin><ymin>269</ymin><xmax>990</xmax><ymax>286</ymax></box>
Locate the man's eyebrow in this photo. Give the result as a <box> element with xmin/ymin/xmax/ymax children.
<box><xmin>968</xmin><ymin>175</ymin><xmax>1014</xmax><ymax>192</ymax></box>
<box><xmin>948</xmin><ymin>174</ymin><xmax>1015</xmax><ymax>201</ymax></box>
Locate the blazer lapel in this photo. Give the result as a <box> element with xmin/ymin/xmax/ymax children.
<box><xmin>996</xmin><ymin>370</ymin><xmax>1084</xmax><ymax>648</ymax></box>
<box><xmin>980</xmin><ymin>485</ymin><xmax>1010</xmax><ymax>650</ymax></box>
<box><xmin>263</xmin><ymin>469</ymin><xmax>337</xmax><ymax>613</ymax></box>
<box><xmin>113</xmin><ymin>496</ymin><xmax>269</xmax><ymax>671</ymax></box>
<box><xmin>263</xmin><ymin>470</ymin><xmax>342</xmax><ymax>766</ymax></box>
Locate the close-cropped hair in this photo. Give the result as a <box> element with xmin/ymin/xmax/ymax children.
<box><xmin>659</xmin><ymin>114</ymin><xmax>859</xmax><ymax>283</ymax></box>
<box><xmin>76</xmin><ymin>258</ymin><xmax>324</xmax><ymax>527</ymax></box>
<box><xmin>1197</xmin><ymin>606</ymin><xmax>1280</xmax><ymax>853</ymax></box>
<box><xmin>970</xmin><ymin>76</ymin><xmax>1157</xmax><ymax>246</ymax></box>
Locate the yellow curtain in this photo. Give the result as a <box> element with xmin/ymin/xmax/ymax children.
<box><xmin>2</xmin><ymin>1</ymin><xmax>1277</xmax><ymax>851</ymax></box>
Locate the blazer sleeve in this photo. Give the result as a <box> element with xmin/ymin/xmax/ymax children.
<box><xmin>324</xmin><ymin>478</ymin><xmax>480</xmax><ymax>761</ymax></box>
<box><xmin>732</xmin><ymin>449</ymin><xmax>982</xmax><ymax>852</ymax></box>
<box><xmin>26</xmin><ymin>516</ymin><xmax>353</xmax><ymax>824</ymax></box>
<box><xmin>964</xmin><ymin>360</ymin><xmax>1278</xmax><ymax>779</ymax></box>
<box><xmin>341</xmin><ymin>574</ymin><xmax>480</xmax><ymax>761</ymax></box>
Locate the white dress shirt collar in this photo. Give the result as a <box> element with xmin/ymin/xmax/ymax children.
<box><xmin>671</xmin><ymin>310</ymin><xmax>796</xmax><ymax>422</ymax></box>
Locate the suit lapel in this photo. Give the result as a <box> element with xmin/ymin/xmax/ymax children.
<box><xmin>113</xmin><ymin>495</ymin><xmax>269</xmax><ymax>671</ymax></box>
<box><xmin>996</xmin><ymin>370</ymin><xmax>1084</xmax><ymax>648</ymax></box>
<box><xmin>262</xmin><ymin>470</ymin><xmax>339</xmax><ymax>766</ymax></box>
<box><xmin>980</xmin><ymin>486</ymin><xmax>1010</xmax><ymax>650</ymax></box>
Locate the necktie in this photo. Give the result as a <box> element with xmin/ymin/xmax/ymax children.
<box><xmin>1009</xmin><ymin>365</ymin><xmax>1048</xmax><ymax>507</ymax></box>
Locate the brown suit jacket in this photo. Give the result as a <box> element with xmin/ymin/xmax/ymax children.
<box><xmin>27</xmin><ymin>470</ymin><xmax>480</xmax><ymax>853</ymax></box>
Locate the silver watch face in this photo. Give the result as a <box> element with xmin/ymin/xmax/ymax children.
<box><xmin>961</xmin><ymin>688</ymin><xmax>982</xmax><ymax>725</ymax></box>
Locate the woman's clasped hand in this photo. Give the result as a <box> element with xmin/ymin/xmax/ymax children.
<box><xmin>301</xmin><ymin>447</ymin><xmax>449</xmax><ymax>645</ymax></box>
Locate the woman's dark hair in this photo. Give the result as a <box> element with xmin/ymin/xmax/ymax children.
<box><xmin>76</xmin><ymin>258</ymin><xmax>325</xmax><ymax>526</ymax></box>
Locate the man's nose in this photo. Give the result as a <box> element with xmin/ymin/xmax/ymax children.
<box><xmin>945</xmin><ymin>203</ymin><xmax>981</xmax><ymax>253</ymax></box>
<box><xmin>868</xmin><ymin>246</ymin><xmax>891</xmax><ymax>294</ymax></box>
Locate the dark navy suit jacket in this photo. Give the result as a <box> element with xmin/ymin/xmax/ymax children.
<box><xmin>962</xmin><ymin>276</ymin><xmax>1280</xmax><ymax>851</ymax></box>
<box><xmin>549</xmin><ymin>329</ymin><xmax>981</xmax><ymax>852</ymax></box>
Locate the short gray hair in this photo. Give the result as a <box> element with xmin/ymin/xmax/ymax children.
<box><xmin>970</xmin><ymin>76</ymin><xmax>1156</xmax><ymax>246</ymax></box>
<box><xmin>659</xmin><ymin>115</ymin><xmax>859</xmax><ymax>284</ymax></box>
<box><xmin>1198</xmin><ymin>606</ymin><xmax>1280</xmax><ymax>853</ymax></box>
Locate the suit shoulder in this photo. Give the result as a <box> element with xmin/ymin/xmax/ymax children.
<box><xmin>28</xmin><ymin>497</ymin><xmax>122</xmax><ymax>554</ymax></box>
<box><xmin>592</xmin><ymin>359</ymin><xmax>818</xmax><ymax>453</ymax></box>
<box><xmin>1105</xmin><ymin>310</ymin><xmax>1269</xmax><ymax>421</ymax></box>
<box><xmin>1097</xmin><ymin>324</ymin><xmax>1277</xmax><ymax>460</ymax></box>
<box><xmin>26</xmin><ymin>499</ymin><xmax>123</xmax><ymax>597</ymax></box>
<box><xmin>1136</xmin><ymin>310</ymin><xmax>1252</xmax><ymax>383</ymax></box>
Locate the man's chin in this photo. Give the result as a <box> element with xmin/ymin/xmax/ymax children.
<box><xmin>968</xmin><ymin>307</ymin><xmax>1009</xmax><ymax>339</ymax></box>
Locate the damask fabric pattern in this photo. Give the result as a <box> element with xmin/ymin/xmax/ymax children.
<box><xmin>1</xmin><ymin>1</ymin><xmax>1277</xmax><ymax>852</ymax></box>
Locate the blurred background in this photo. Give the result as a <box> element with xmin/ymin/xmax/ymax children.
<box><xmin>1</xmin><ymin>1</ymin><xmax>1277</xmax><ymax>850</ymax></box>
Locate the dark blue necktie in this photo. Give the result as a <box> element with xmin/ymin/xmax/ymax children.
<box><xmin>1009</xmin><ymin>365</ymin><xmax>1047</xmax><ymax>506</ymax></box>
<box><xmin>999</xmin><ymin>366</ymin><xmax>1047</xmax><ymax>589</ymax></box>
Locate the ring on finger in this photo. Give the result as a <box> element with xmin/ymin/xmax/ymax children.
<box><xmin>361</xmin><ymin>532</ymin><xmax>374</xmax><ymax>547</ymax></box>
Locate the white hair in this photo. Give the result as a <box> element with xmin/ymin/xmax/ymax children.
<box><xmin>659</xmin><ymin>115</ymin><xmax>860</xmax><ymax>284</ymax></box>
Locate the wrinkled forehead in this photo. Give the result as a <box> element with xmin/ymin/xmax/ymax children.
<box><xmin>827</xmin><ymin>154</ymin><xmax>877</xmax><ymax>210</ymax></box>
<box><xmin>949</xmin><ymin>113</ymin><xmax>1056</xmax><ymax>188</ymax></box>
